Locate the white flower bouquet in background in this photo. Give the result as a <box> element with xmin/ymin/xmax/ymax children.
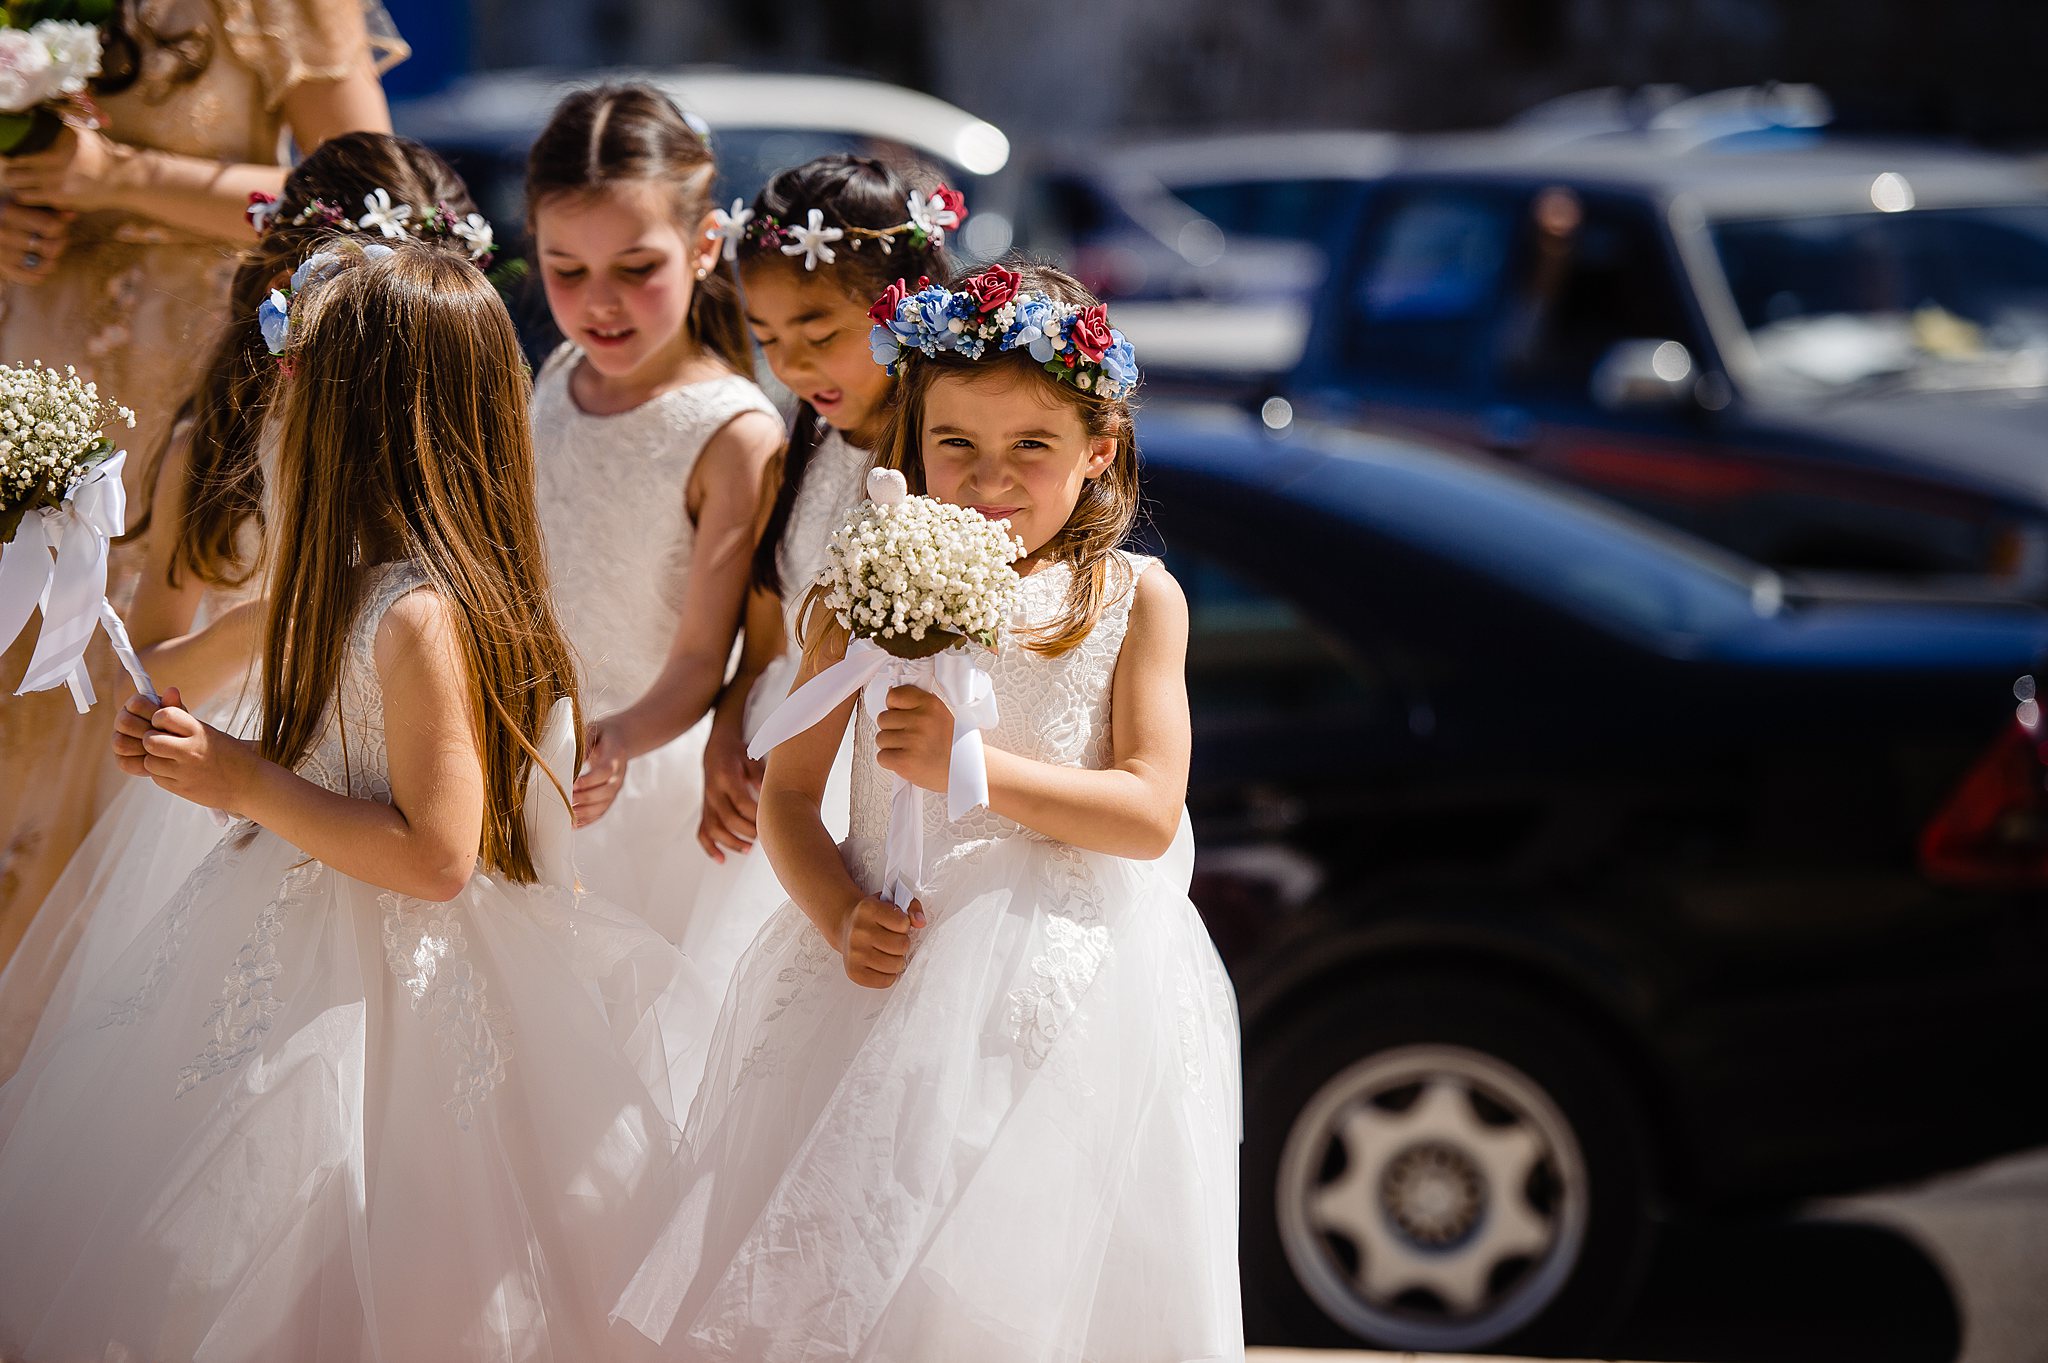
<box><xmin>752</xmin><ymin>467</ymin><xmax>1025</xmax><ymax>903</ymax></box>
<box><xmin>0</xmin><ymin>359</ymin><xmax>157</xmax><ymax>710</ymax></box>
<box><xmin>0</xmin><ymin>3</ymin><xmax>109</xmax><ymax>157</ymax></box>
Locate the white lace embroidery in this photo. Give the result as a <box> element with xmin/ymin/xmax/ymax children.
<box><xmin>531</xmin><ymin>345</ymin><xmax>778</xmax><ymax>714</ymax></box>
<box><xmin>101</xmin><ymin>839</ymin><xmax>237</xmax><ymax>1029</ymax></box>
<box><xmin>736</xmin><ymin>910</ymin><xmax>837</xmax><ymax>1085</ymax></box>
<box><xmin>174</xmin><ymin>861</ymin><xmax>320</xmax><ymax>1097</ymax></box>
<box><xmin>1006</xmin><ymin>844</ymin><xmax>1113</xmax><ymax>1068</ymax></box>
<box><xmin>380</xmin><ymin>892</ymin><xmax>512</xmax><ymax>1130</ymax></box>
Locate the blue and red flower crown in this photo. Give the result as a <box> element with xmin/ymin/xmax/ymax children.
<box><xmin>865</xmin><ymin>267</ymin><xmax>1139</xmax><ymax>401</ymax></box>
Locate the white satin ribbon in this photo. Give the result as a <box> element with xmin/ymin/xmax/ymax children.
<box><xmin>0</xmin><ymin>451</ymin><xmax>159</xmax><ymax>712</ymax></box>
<box><xmin>524</xmin><ymin>696</ymin><xmax>579</xmax><ymax>891</ymax></box>
<box><xmin>748</xmin><ymin>636</ymin><xmax>998</xmax><ymax>906</ymax></box>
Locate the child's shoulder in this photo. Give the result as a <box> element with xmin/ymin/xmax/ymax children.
<box><xmin>1118</xmin><ymin>553</ymin><xmax>1186</xmax><ymax>645</ymax></box>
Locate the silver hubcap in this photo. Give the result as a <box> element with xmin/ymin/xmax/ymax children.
<box><xmin>1276</xmin><ymin>1044</ymin><xmax>1589</xmax><ymax>1350</ymax></box>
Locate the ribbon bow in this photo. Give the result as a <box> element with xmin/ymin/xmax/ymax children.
<box><xmin>749</xmin><ymin>637</ymin><xmax>999</xmax><ymax>906</ymax></box>
<box><xmin>0</xmin><ymin>451</ymin><xmax>158</xmax><ymax>712</ymax></box>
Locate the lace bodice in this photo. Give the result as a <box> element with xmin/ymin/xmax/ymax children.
<box><xmin>295</xmin><ymin>560</ymin><xmax>429</xmax><ymax>803</ymax></box>
<box><xmin>531</xmin><ymin>345</ymin><xmax>779</xmax><ymax>712</ymax></box>
<box><xmin>848</xmin><ymin>552</ymin><xmax>1152</xmax><ymax>873</ymax></box>
<box><xmin>777</xmin><ymin>426</ymin><xmax>871</xmax><ymax>649</ymax></box>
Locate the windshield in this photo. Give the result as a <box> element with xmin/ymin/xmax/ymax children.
<box><xmin>1709</xmin><ymin>203</ymin><xmax>2048</xmax><ymax>392</ymax></box>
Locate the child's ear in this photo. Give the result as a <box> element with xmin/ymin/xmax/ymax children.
<box><xmin>1083</xmin><ymin>435</ymin><xmax>1117</xmax><ymax>478</ymax></box>
<box><xmin>693</xmin><ymin>208</ymin><xmax>723</xmax><ymax>276</ymax></box>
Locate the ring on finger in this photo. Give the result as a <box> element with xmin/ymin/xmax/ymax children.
<box><xmin>22</xmin><ymin>250</ymin><xmax>41</xmax><ymax>269</ymax></box>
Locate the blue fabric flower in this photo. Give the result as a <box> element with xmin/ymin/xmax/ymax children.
<box><xmin>1008</xmin><ymin>296</ymin><xmax>1060</xmax><ymax>363</ymax></box>
<box><xmin>258</xmin><ymin>290</ymin><xmax>291</xmax><ymax>355</ymax></box>
<box><xmin>288</xmin><ymin>250</ymin><xmax>342</xmax><ymax>294</ymax></box>
<box><xmin>869</xmin><ymin>323</ymin><xmax>902</xmax><ymax>368</ymax></box>
<box><xmin>1101</xmin><ymin>330</ymin><xmax>1138</xmax><ymax>393</ymax></box>
<box><xmin>363</xmin><ymin>243</ymin><xmax>397</xmax><ymax>263</ymax></box>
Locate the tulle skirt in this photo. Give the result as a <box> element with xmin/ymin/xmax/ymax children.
<box><xmin>580</xmin><ymin>719</ymin><xmax>716</xmax><ymax>949</ymax></box>
<box><xmin>0</xmin><ymin>822</ymin><xmax>695</xmax><ymax>1363</ymax></box>
<box><xmin>614</xmin><ymin>820</ymin><xmax>1245</xmax><ymax>1362</ymax></box>
<box><xmin>0</xmin><ymin>686</ymin><xmax>259</xmax><ymax>1084</ymax></box>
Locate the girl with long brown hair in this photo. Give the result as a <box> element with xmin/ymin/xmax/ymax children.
<box><xmin>0</xmin><ymin>241</ymin><xmax>690</xmax><ymax>1360</ymax></box>
<box><xmin>0</xmin><ymin>132</ymin><xmax>490</xmax><ymax>1082</ymax></box>
<box><xmin>523</xmin><ymin>82</ymin><xmax>782</xmax><ymax>958</ymax></box>
<box><xmin>615</xmin><ymin>264</ymin><xmax>1243</xmax><ymax>1362</ymax></box>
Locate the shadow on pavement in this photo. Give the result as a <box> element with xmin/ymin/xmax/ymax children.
<box><xmin>1606</xmin><ymin>1217</ymin><xmax>1961</xmax><ymax>1363</ymax></box>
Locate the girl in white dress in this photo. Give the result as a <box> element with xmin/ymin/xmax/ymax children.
<box><xmin>616</xmin><ymin>264</ymin><xmax>1244</xmax><ymax>1362</ymax></box>
<box><xmin>0</xmin><ymin>133</ymin><xmax>492</xmax><ymax>1081</ymax></box>
<box><xmin>684</xmin><ymin>154</ymin><xmax>959</xmax><ymax>991</ymax></box>
<box><xmin>524</xmin><ymin>83</ymin><xmax>782</xmax><ymax>944</ymax></box>
<box><xmin>0</xmin><ymin>243</ymin><xmax>687</xmax><ymax>1362</ymax></box>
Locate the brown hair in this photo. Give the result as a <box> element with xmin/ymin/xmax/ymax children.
<box><xmin>265</xmin><ymin>242</ymin><xmax>580</xmax><ymax>884</ymax></box>
<box><xmin>141</xmin><ymin>132</ymin><xmax>480</xmax><ymax>591</ymax></box>
<box><xmin>872</xmin><ymin>262</ymin><xmax>1141</xmax><ymax>658</ymax></box>
<box><xmin>744</xmin><ymin>153</ymin><xmax>954</xmax><ymax>596</ymax></box>
<box><xmin>524</xmin><ymin>82</ymin><xmax>752</xmax><ymax>379</ymax></box>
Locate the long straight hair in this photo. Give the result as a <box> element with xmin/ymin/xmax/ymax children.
<box><xmin>869</xmin><ymin>263</ymin><xmax>1141</xmax><ymax>659</ymax></box>
<box><xmin>524</xmin><ymin>82</ymin><xmax>753</xmax><ymax>379</ymax></box>
<box><xmin>265</xmin><ymin>243</ymin><xmax>580</xmax><ymax>883</ymax></box>
<box><xmin>139</xmin><ymin>132</ymin><xmax>481</xmax><ymax>591</ymax></box>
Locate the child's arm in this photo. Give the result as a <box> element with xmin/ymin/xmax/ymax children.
<box><xmin>135</xmin><ymin>589</ymin><xmax>488</xmax><ymax>902</ymax></box>
<box><xmin>699</xmin><ymin>584</ymin><xmax>786</xmax><ymax>859</ymax></box>
<box><xmin>125</xmin><ymin>423</ymin><xmax>210</xmax><ymax>651</ymax></box>
<box><xmin>573</xmin><ymin>410</ymin><xmax>782</xmax><ymax>825</ymax></box>
<box><xmin>133</xmin><ymin>597</ymin><xmax>265</xmax><ymax>708</ymax></box>
<box><xmin>877</xmin><ymin>565</ymin><xmax>1191</xmax><ymax>861</ymax></box>
<box><xmin>760</xmin><ymin>628</ymin><xmax>923</xmax><ymax>988</ymax></box>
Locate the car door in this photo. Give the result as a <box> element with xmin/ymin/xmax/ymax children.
<box><xmin>1295</xmin><ymin>179</ymin><xmax>1527</xmax><ymax>450</ymax></box>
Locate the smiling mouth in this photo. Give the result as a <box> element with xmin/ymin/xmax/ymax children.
<box><xmin>810</xmin><ymin>390</ymin><xmax>843</xmax><ymax>406</ymax></box>
<box><xmin>587</xmin><ymin>325</ymin><xmax>634</xmax><ymax>343</ymax></box>
<box><xmin>971</xmin><ymin>505</ymin><xmax>1021</xmax><ymax>521</ymax></box>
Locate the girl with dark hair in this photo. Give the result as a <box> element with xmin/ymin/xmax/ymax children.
<box><xmin>522</xmin><ymin>82</ymin><xmax>783</xmax><ymax>959</ymax></box>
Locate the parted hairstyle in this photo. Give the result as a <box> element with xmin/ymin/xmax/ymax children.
<box><xmin>870</xmin><ymin>262</ymin><xmax>1139</xmax><ymax>659</ymax></box>
<box><xmin>742</xmin><ymin>154</ymin><xmax>953</xmax><ymax>597</ymax></box>
<box><xmin>141</xmin><ymin>131</ymin><xmax>480</xmax><ymax>591</ymax></box>
<box><xmin>524</xmin><ymin>82</ymin><xmax>752</xmax><ymax>379</ymax></box>
<box><xmin>264</xmin><ymin>241</ymin><xmax>579</xmax><ymax>884</ymax></box>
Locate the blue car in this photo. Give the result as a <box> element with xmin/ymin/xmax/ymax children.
<box><xmin>1138</xmin><ymin>402</ymin><xmax>2048</xmax><ymax>1352</ymax></box>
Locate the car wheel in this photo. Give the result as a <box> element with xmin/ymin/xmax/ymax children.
<box><xmin>1243</xmin><ymin>971</ymin><xmax>1658</xmax><ymax>1352</ymax></box>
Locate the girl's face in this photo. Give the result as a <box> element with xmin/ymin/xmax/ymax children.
<box><xmin>742</xmin><ymin>263</ymin><xmax>893</xmax><ymax>442</ymax></box>
<box><xmin>535</xmin><ymin>180</ymin><xmax>717</xmax><ymax>382</ymax></box>
<box><xmin>918</xmin><ymin>365</ymin><xmax>1115</xmax><ymax>561</ymax></box>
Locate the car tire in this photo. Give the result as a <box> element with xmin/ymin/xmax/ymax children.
<box><xmin>1242</xmin><ymin>968</ymin><xmax>1659</xmax><ymax>1353</ymax></box>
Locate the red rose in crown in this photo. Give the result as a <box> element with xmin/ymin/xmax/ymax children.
<box><xmin>1070</xmin><ymin>304</ymin><xmax>1114</xmax><ymax>362</ymax></box>
<box><xmin>964</xmin><ymin>267</ymin><xmax>1021</xmax><ymax>314</ymax></box>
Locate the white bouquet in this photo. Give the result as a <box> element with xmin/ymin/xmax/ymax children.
<box><xmin>820</xmin><ymin>466</ymin><xmax>1023</xmax><ymax>655</ymax></box>
<box><xmin>0</xmin><ymin>14</ymin><xmax>103</xmax><ymax>155</ymax></box>
<box><xmin>752</xmin><ymin>467</ymin><xmax>1024</xmax><ymax>903</ymax></box>
<box><xmin>0</xmin><ymin>360</ymin><xmax>156</xmax><ymax>710</ymax></box>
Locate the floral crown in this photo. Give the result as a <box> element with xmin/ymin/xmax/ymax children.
<box><xmin>866</xmin><ymin>268</ymin><xmax>1139</xmax><ymax>401</ymax></box>
<box><xmin>245</xmin><ymin>188</ymin><xmax>497</xmax><ymax>267</ymax></box>
<box><xmin>257</xmin><ymin>242</ymin><xmax>396</xmax><ymax>359</ymax></box>
<box><xmin>707</xmin><ymin>185</ymin><xmax>967</xmax><ymax>272</ymax></box>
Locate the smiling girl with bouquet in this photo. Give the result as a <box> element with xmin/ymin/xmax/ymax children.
<box><xmin>615</xmin><ymin>264</ymin><xmax>1244</xmax><ymax>1363</ymax></box>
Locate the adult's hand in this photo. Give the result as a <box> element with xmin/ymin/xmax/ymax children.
<box><xmin>0</xmin><ymin>199</ymin><xmax>74</xmax><ymax>285</ymax></box>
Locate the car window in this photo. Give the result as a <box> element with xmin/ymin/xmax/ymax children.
<box><xmin>1170</xmin><ymin>178</ymin><xmax>1355</xmax><ymax>246</ymax></box>
<box><xmin>1492</xmin><ymin>192</ymin><xmax>1699</xmax><ymax>402</ymax></box>
<box><xmin>1341</xmin><ymin>184</ymin><xmax>1523</xmax><ymax>391</ymax></box>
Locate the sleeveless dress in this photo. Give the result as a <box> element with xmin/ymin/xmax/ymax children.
<box><xmin>0</xmin><ymin>562</ymin><xmax>690</xmax><ymax>1362</ymax></box>
<box><xmin>532</xmin><ymin>344</ymin><xmax>779</xmax><ymax>946</ymax></box>
<box><xmin>0</xmin><ymin>0</ymin><xmax>406</xmax><ymax>952</ymax></box>
<box><xmin>676</xmin><ymin>423</ymin><xmax>870</xmax><ymax>992</ymax></box>
<box><xmin>0</xmin><ymin>529</ymin><xmax>268</xmax><ymax>1082</ymax></box>
<box><xmin>615</xmin><ymin>553</ymin><xmax>1246</xmax><ymax>1363</ymax></box>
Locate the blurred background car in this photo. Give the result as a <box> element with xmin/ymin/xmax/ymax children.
<box><xmin>1139</xmin><ymin>401</ymin><xmax>2048</xmax><ymax>1353</ymax></box>
<box><xmin>1269</xmin><ymin>126</ymin><xmax>2048</xmax><ymax>597</ymax></box>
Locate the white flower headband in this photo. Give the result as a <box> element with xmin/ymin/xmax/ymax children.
<box><xmin>710</xmin><ymin>185</ymin><xmax>968</xmax><ymax>272</ymax></box>
<box><xmin>245</xmin><ymin>189</ymin><xmax>497</xmax><ymax>267</ymax></box>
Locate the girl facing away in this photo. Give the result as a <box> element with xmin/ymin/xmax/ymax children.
<box><xmin>615</xmin><ymin>264</ymin><xmax>1245</xmax><ymax>1363</ymax></box>
<box><xmin>524</xmin><ymin>83</ymin><xmax>783</xmax><ymax>950</ymax></box>
<box><xmin>0</xmin><ymin>132</ymin><xmax>492</xmax><ymax>1082</ymax></box>
<box><xmin>682</xmin><ymin>152</ymin><xmax>958</xmax><ymax>990</ymax></box>
<box><xmin>0</xmin><ymin>242</ymin><xmax>689</xmax><ymax>1361</ymax></box>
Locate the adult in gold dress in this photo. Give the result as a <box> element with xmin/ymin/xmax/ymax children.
<box><xmin>0</xmin><ymin>0</ymin><xmax>406</xmax><ymax>959</ymax></box>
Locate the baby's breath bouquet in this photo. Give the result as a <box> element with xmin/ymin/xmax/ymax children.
<box><xmin>820</xmin><ymin>467</ymin><xmax>1023</xmax><ymax>658</ymax></box>
<box><xmin>0</xmin><ymin>358</ymin><xmax>155</xmax><ymax>710</ymax></box>
<box><xmin>0</xmin><ymin>359</ymin><xmax>130</xmax><ymax>542</ymax></box>
<box><xmin>752</xmin><ymin>467</ymin><xmax>1024</xmax><ymax>904</ymax></box>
